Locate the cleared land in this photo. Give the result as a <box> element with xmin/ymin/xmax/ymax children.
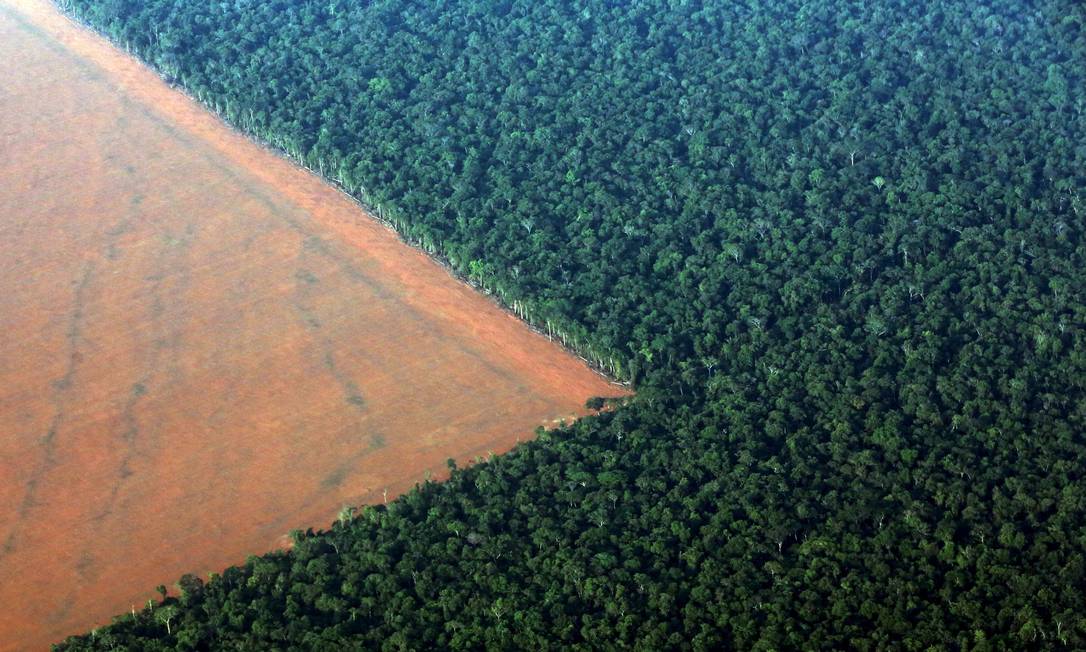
<box><xmin>0</xmin><ymin>1</ymin><xmax>625</xmax><ymax>648</ymax></box>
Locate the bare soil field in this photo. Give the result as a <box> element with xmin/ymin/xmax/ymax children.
<box><xmin>0</xmin><ymin>1</ymin><xmax>625</xmax><ymax>648</ymax></box>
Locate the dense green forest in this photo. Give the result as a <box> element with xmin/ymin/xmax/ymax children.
<box><xmin>56</xmin><ymin>0</ymin><xmax>1085</xmax><ymax>649</ymax></box>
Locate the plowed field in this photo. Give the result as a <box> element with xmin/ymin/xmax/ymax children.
<box><xmin>0</xmin><ymin>1</ymin><xmax>625</xmax><ymax>648</ymax></box>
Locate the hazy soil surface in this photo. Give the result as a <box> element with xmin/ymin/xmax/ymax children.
<box><xmin>0</xmin><ymin>1</ymin><xmax>625</xmax><ymax>648</ymax></box>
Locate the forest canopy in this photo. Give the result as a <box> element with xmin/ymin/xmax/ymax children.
<box><xmin>55</xmin><ymin>0</ymin><xmax>1086</xmax><ymax>649</ymax></box>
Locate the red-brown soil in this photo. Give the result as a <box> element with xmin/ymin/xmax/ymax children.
<box><xmin>0</xmin><ymin>1</ymin><xmax>627</xmax><ymax>648</ymax></box>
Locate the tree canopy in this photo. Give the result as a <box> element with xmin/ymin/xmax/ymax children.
<box><xmin>55</xmin><ymin>0</ymin><xmax>1086</xmax><ymax>649</ymax></box>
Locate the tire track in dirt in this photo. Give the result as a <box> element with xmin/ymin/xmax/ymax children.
<box><xmin>71</xmin><ymin>224</ymin><xmax>197</xmax><ymax>620</ymax></box>
<box><xmin>92</xmin><ymin>179</ymin><xmax>197</xmax><ymax>528</ymax></box>
<box><xmin>290</xmin><ymin>236</ymin><xmax>390</xmax><ymax>493</ymax></box>
<box><xmin>12</xmin><ymin>261</ymin><xmax>93</xmax><ymax>526</ymax></box>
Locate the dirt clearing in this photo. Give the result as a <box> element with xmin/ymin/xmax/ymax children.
<box><xmin>0</xmin><ymin>1</ymin><xmax>626</xmax><ymax>648</ymax></box>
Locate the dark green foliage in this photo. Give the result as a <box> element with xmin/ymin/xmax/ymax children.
<box><xmin>54</xmin><ymin>0</ymin><xmax>1086</xmax><ymax>649</ymax></box>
